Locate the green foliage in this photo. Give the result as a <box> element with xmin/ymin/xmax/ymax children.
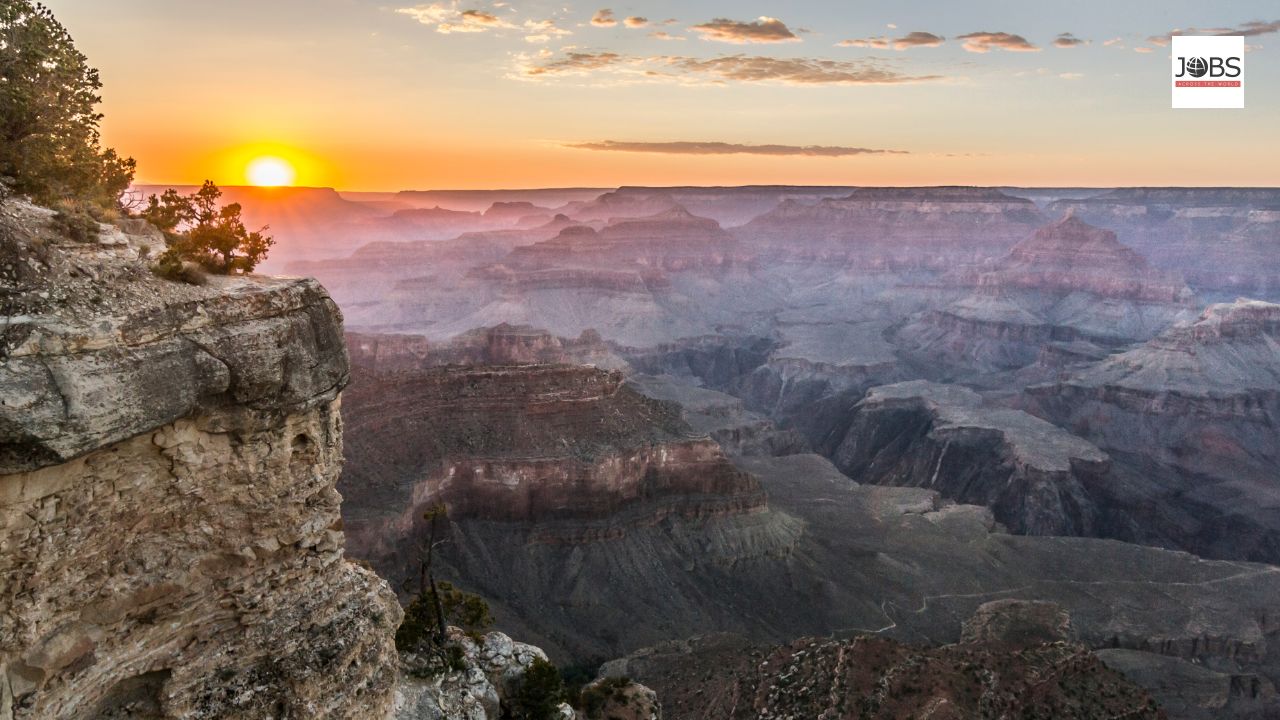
<box><xmin>577</xmin><ymin>676</ymin><xmax>634</xmax><ymax>718</ymax></box>
<box><xmin>395</xmin><ymin>581</ymin><xmax>494</xmax><ymax>653</ymax></box>
<box><xmin>144</xmin><ymin>181</ymin><xmax>273</xmax><ymax>275</ymax></box>
<box><xmin>508</xmin><ymin>657</ymin><xmax>568</xmax><ymax>720</ymax></box>
<box><xmin>51</xmin><ymin>200</ymin><xmax>101</xmax><ymax>243</ymax></box>
<box><xmin>0</xmin><ymin>2</ymin><xmax>135</xmax><ymax>210</ymax></box>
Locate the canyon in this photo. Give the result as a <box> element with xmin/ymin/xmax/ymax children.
<box><xmin>312</xmin><ymin>184</ymin><xmax>1280</xmax><ymax>718</ymax></box>
<box><xmin>7</xmin><ymin>180</ymin><xmax>1280</xmax><ymax>718</ymax></box>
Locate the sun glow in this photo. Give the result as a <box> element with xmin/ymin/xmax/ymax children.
<box><xmin>245</xmin><ymin>156</ymin><xmax>296</xmax><ymax>187</ymax></box>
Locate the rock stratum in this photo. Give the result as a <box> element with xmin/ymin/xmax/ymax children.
<box><xmin>1023</xmin><ymin>298</ymin><xmax>1280</xmax><ymax>562</ymax></box>
<box><xmin>0</xmin><ymin>201</ymin><xmax>400</xmax><ymax>719</ymax></box>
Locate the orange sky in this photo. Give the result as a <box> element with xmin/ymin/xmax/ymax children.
<box><xmin>48</xmin><ymin>0</ymin><xmax>1280</xmax><ymax>190</ymax></box>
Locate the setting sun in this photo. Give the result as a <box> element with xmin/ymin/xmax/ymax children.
<box><xmin>246</xmin><ymin>156</ymin><xmax>296</xmax><ymax>187</ymax></box>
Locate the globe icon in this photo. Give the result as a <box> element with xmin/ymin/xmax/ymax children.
<box><xmin>1185</xmin><ymin>57</ymin><xmax>1208</xmax><ymax>78</ymax></box>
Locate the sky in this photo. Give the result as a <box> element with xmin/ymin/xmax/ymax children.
<box><xmin>46</xmin><ymin>0</ymin><xmax>1280</xmax><ymax>190</ymax></box>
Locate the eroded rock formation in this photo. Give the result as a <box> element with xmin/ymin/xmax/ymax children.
<box><xmin>0</xmin><ymin>201</ymin><xmax>400</xmax><ymax>719</ymax></box>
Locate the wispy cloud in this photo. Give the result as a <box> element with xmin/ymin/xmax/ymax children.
<box><xmin>838</xmin><ymin>36</ymin><xmax>889</xmax><ymax>49</ymax></box>
<box><xmin>649</xmin><ymin>31</ymin><xmax>685</xmax><ymax>41</ymax></box>
<box><xmin>838</xmin><ymin>31</ymin><xmax>943</xmax><ymax>50</ymax></box>
<box><xmin>396</xmin><ymin>3</ymin><xmax>515</xmax><ymax>33</ymax></box>
<box><xmin>523</xmin><ymin>18</ymin><xmax>572</xmax><ymax>43</ymax></box>
<box><xmin>690</xmin><ymin>17</ymin><xmax>800</xmax><ymax>44</ymax></box>
<box><xmin>624</xmin><ymin>16</ymin><xmax>648</xmax><ymax>28</ymax></box>
<box><xmin>591</xmin><ymin>8</ymin><xmax>616</xmax><ymax>27</ymax></box>
<box><xmin>565</xmin><ymin>140</ymin><xmax>908</xmax><ymax>156</ymax></box>
<box><xmin>516</xmin><ymin>50</ymin><xmax>944</xmax><ymax>85</ymax></box>
<box><xmin>1147</xmin><ymin>19</ymin><xmax>1280</xmax><ymax>48</ymax></box>
<box><xmin>394</xmin><ymin>2</ymin><xmax>514</xmax><ymax>33</ymax></box>
<box><xmin>1053</xmin><ymin>32</ymin><xmax>1087</xmax><ymax>48</ymax></box>
<box><xmin>956</xmin><ymin>31</ymin><xmax>1040</xmax><ymax>53</ymax></box>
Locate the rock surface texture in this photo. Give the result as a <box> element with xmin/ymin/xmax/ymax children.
<box><xmin>606</xmin><ymin>602</ymin><xmax>1163</xmax><ymax>720</ymax></box>
<box><xmin>0</xmin><ymin>201</ymin><xmax>400</xmax><ymax>719</ymax></box>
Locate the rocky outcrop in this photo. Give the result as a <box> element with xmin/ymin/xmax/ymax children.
<box><xmin>738</xmin><ymin>186</ymin><xmax>1045</xmax><ymax>270</ymax></box>
<box><xmin>346</xmin><ymin>325</ymin><xmax>621</xmax><ymax>372</ymax></box>
<box><xmin>393</xmin><ymin>629</ymin><xmax>575</xmax><ymax>720</ymax></box>
<box><xmin>831</xmin><ymin>381</ymin><xmax>1109</xmax><ymax>536</ymax></box>
<box><xmin>893</xmin><ymin>215</ymin><xmax>1197</xmax><ymax>375</ymax></box>
<box><xmin>0</xmin><ymin>200</ymin><xmax>400</xmax><ymax>718</ymax></box>
<box><xmin>339</xmin><ymin>362</ymin><xmax>774</xmax><ymax>558</ymax></box>
<box><xmin>1046</xmin><ymin>188</ymin><xmax>1280</xmax><ymax>300</ymax></box>
<box><xmin>1022</xmin><ymin>298</ymin><xmax>1280</xmax><ymax>562</ymax></box>
<box><xmin>507</xmin><ymin>207</ymin><xmax>740</xmax><ymax>273</ymax></box>
<box><xmin>604</xmin><ymin>603</ymin><xmax>1162</xmax><ymax>720</ymax></box>
<box><xmin>559</xmin><ymin>190</ymin><xmax>681</xmax><ymax>222</ymax></box>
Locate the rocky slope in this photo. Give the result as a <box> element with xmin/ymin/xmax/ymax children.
<box><xmin>605</xmin><ymin>601</ymin><xmax>1164</xmax><ymax>719</ymax></box>
<box><xmin>1046</xmin><ymin>188</ymin><xmax>1280</xmax><ymax>300</ymax></box>
<box><xmin>0</xmin><ymin>200</ymin><xmax>400</xmax><ymax>718</ymax></box>
<box><xmin>393</xmin><ymin>629</ymin><xmax>578</xmax><ymax>720</ymax></box>
<box><xmin>893</xmin><ymin>215</ymin><xmax>1197</xmax><ymax>376</ymax></box>
<box><xmin>1022</xmin><ymin>298</ymin><xmax>1280</xmax><ymax>562</ymax></box>
<box><xmin>738</xmin><ymin>186</ymin><xmax>1045</xmax><ymax>270</ymax></box>
<box><xmin>831</xmin><ymin>381</ymin><xmax>1109</xmax><ymax>536</ymax></box>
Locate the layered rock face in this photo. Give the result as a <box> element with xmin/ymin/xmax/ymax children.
<box><xmin>507</xmin><ymin>207</ymin><xmax>739</xmax><ymax>273</ymax></box>
<box><xmin>1046</xmin><ymin>188</ymin><xmax>1280</xmax><ymax>300</ymax></box>
<box><xmin>893</xmin><ymin>215</ymin><xmax>1197</xmax><ymax>376</ymax></box>
<box><xmin>1023</xmin><ymin>299</ymin><xmax>1280</xmax><ymax>562</ymax></box>
<box><xmin>604</xmin><ymin>602</ymin><xmax>1162</xmax><ymax>720</ymax></box>
<box><xmin>831</xmin><ymin>381</ymin><xmax>1109</xmax><ymax>536</ymax></box>
<box><xmin>0</xmin><ymin>201</ymin><xmax>399</xmax><ymax>718</ymax></box>
<box><xmin>558</xmin><ymin>190</ymin><xmax>681</xmax><ymax>222</ymax></box>
<box><xmin>738</xmin><ymin>186</ymin><xmax>1045</xmax><ymax>269</ymax></box>
<box><xmin>346</xmin><ymin>324</ymin><xmax>620</xmax><ymax>372</ymax></box>
<box><xmin>339</xmin><ymin>361</ymin><xmax>772</xmax><ymax>560</ymax></box>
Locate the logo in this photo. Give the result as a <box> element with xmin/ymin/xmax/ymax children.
<box><xmin>1172</xmin><ymin>36</ymin><xmax>1243</xmax><ymax>108</ymax></box>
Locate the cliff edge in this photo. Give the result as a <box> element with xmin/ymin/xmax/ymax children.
<box><xmin>0</xmin><ymin>200</ymin><xmax>401</xmax><ymax>718</ymax></box>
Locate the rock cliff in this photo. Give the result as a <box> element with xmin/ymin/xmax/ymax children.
<box><xmin>1022</xmin><ymin>298</ymin><xmax>1280</xmax><ymax>562</ymax></box>
<box><xmin>0</xmin><ymin>200</ymin><xmax>400</xmax><ymax>719</ymax></box>
<box><xmin>831</xmin><ymin>381</ymin><xmax>1109</xmax><ymax>536</ymax></box>
<box><xmin>892</xmin><ymin>215</ymin><xmax>1197</xmax><ymax>376</ymax></box>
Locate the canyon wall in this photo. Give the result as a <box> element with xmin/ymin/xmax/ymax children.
<box><xmin>0</xmin><ymin>202</ymin><xmax>399</xmax><ymax>719</ymax></box>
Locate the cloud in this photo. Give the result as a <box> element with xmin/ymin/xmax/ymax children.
<box><xmin>624</xmin><ymin>16</ymin><xmax>648</xmax><ymax>28</ymax></box>
<box><xmin>1134</xmin><ymin>46</ymin><xmax>1155</xmax><ymax>53</ymax></box>
<box><xmin>1053</xmin><ymin>32</ymin><xmax>1087</xmax><ymax>48</ymax></box>
<box><xmin>892</xmin><ymin>31</ymin><xmax>945</xmax><ymax>49</ymax></box>
<box><xmin>396</xmin><ymin>3</ymin><xmax>515</xmax><ymax>33</ymax></box>
<box><xmin>523</xmin><ymin>18</ymin><xmax>572</xmax><ymax>43</ymax></box>
<box><xmin>956</xmin><ymin>31</ymin><xmax>1040</xmax><ymax>53</ymax></box>
<box><xmin>1058</xmin><ymin>72</ymin><xmax>1083</xmax><ymax>79</ymax></box>
<box><xmin>1148</xmin><ymin>19</ymin><xmax>1280</xmax><ymax>47</ymax></box>
<box><xmin>565</xmin><ymin>140</ymin><xmax>909</xmax><ymax>156</ymax></box>
<box><xmin>838</xmin><ymin>31</ymin><xmax>943</xmax><ymax>50</ymax></box>
<box><xmin>522</xmin><ymin>50</ymin><xmax>624</xmax><ymax>76</ymax></box>
<box><xmin>591</xmin><ymin>9</ymin><xmax>617</xmax><ymax>27</ymax></box>
<box><xmin>690</xmin><ymin>17</ymin><xmax>800</xmax><ymax>44</ymax></box>
<box><xmin>516</xmin><ymin>50</ymin><xmax>943</xmax><ymax>85</ymax></box>
<box><xmin>649</xmin><ymin>31</ymin><xmax>685</xmax><ymax>41</ymax></box>
<box><xmin>1102</xmin><ymin>37</ymin><xmax>1124</xmax><ymax>47</ymax></box>
<box><xmin>838</xmin><ymin>37</ymin><xmax>890</xmax><ymax>49</ymax></box>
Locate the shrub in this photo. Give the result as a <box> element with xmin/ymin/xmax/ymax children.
<box><xmin>144</xmin><ymin>181</ymin><xmax>273</xmax><ymax>275</ymax></box>
<box><xmin>507</xmin><ymin>657</ymin><xmax>568</xmax><ymax>720</ymax></box>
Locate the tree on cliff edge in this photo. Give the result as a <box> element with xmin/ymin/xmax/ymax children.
<box><xmin>144</xmin><ymin>181</ymin><xmax>274</xmax><ymax>275</ymax></box>
<box><xmin>0</xmin><ymin>2</ymin><xmax>135</xmax><ymax>210</ymax></box>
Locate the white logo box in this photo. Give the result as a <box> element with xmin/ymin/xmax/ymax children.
<box><xmin>1171</xmin><ymin>35</ymin><xmax>1244</xmax><ymax>109</ymax></box>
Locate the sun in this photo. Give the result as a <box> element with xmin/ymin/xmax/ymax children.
<box><xmin>246</xmin><ymin>156</ymin><xmax>296</xmax><ymax>187</ymax></box>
